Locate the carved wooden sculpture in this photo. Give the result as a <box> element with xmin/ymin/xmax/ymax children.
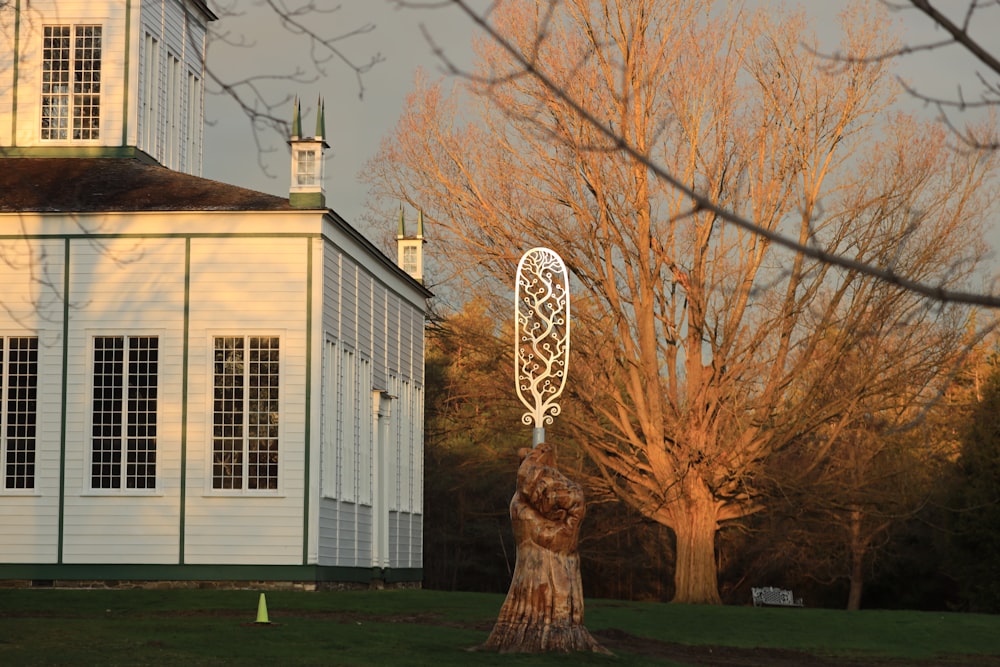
<box><xmin>478</xmin><ymin>443</ymin><xmax>608</xmax><ymax>654</ymax></box>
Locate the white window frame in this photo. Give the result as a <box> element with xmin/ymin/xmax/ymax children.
<box><xmin>86</xmin><ymin>334</ymin><xmax>160</xmax><ymax>494</ymax></box>
<box><xmin>40</xmin><ymin>24</ymin><xmax>102</xmax><ymax>142</ymax></box>
<box><xmin>295</xmin><ymin>147</ymin><xmax>318</xmax><ymax>187</ymax></box>
<box><xmin>401</xmin><ymin>246</ymin><xmax>418</xmax><ymax>276</ymax></box>
<box><xmin>207</xmin><ymin>334</ymin><xmax>282</xmax><ymax>495</ymax></box>
<box><xmin>0</xmin><ymin>336</ymin><xmax>39</xmax><ymax>494</ymax></box>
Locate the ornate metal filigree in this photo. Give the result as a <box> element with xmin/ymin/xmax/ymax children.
<box><xmin>515</xmin><ymin>247</ymin><xmax>570</xmax><ymax>446</ymax></box>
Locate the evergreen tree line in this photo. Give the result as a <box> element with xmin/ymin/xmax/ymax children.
<box><xmin>421</xmin><ymin>303</ymin><xmax>1000</xmax><ymax>612</ymax></box>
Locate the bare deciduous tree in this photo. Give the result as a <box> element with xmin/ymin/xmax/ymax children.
<box><xmin>831</xmin><ymin>0</ymin><xmax>1000</xmax><ymax>150</ymax></box>
<box><xmin>363</xmin><ymin>0</ymin><xmax>999</xmax><ymax>603</ymax></box>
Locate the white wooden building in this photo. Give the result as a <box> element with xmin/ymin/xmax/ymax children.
<box><xmin>0</xmin><ymin>0</ymin><xmax>428</xmax><ymax>587</ymax></box>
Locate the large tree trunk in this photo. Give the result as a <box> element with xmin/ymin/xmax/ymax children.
<box><xmin>477</xmin><ymin>444</ymin><xmax>608</xmax><ymax>654</ymax></box>
<box><xmin>668</xmin><ymin>476</ymin><xmax>723</xmax><ymax>605</ymax></box>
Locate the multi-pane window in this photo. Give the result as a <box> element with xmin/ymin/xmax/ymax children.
<box><xmin>212</xmin><ymin>336</ymin><xmax>279</xmax><ymax>491</ymax></box>
<box><xmin>91</xmin><ymin>336</ymin><xmax>158</xmax><ymax>490</ymax></box>
<box><xmin>402</xmin><ymin>245</ymin><xmax>418</xmax><ymax>276</ymax></box>
<box><xmin>295</xmin><ymin>149</ymin><xmax>317</xmax><ymax>187</ymax></box>
<box><xmin>1</xmin><ymin>337</ymin><xmax>38</xmax><ymax>491</ymax></box>
<box><xmin>41</xmin><ymin>25</ymin><xmax>102</xmax><ymax>140</ymax></box>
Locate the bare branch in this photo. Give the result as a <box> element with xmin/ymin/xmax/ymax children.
<box><xmin>447</xmin><ymin>0</ymin><xmax>1000</xmax><ymax>308</ymax></box>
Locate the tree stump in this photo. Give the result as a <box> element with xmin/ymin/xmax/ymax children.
<box><xmin>477</xmin><ymin>443</ymin><xmax>609</xmax><ymax>654</ymax></box>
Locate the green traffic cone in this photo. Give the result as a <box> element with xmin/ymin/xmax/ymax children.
<box><xmin>255</xmin><ymin>593</ymin><xmax>270</xmax><ymax>624</ymax></box>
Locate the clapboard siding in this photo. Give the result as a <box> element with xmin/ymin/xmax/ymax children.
<box><xmin>390</xmin><ymin>511</ymin><xmax>422</xmax><ymax>569</ymax></box>
<box><xmin>319</xmin><ymin>498</ymin><xmax>372</xmax><ymax>567</ymax></box>
<box><xmin>60</xmin><ymin>237</ymin><xmax>186</xmax><ymax>564</ymax></box>
<box><xmin>182</xmin><ymin>236</ymin><xmax>308</xmax><ymax>565</ymax></box>
<box><xmin>351</xmin><ymin>503</ymin><xmax>374</xmax><ymax>566</ymax></box>
<box><xmin>0</xmin><ymin>238</ymin><xmax>65</xmax><ymax>336</ymax></box>
<box><xmin>0</xmin><ymin>10</ymin><xmax>15</xmax><ymax>146</ymax></box>
<box><xmin>372</xmin><ymin>287</ymin><xmax>387</xmax><ymax>390</ymax></box>
<box><xmin>387</xmin><ymin>292</ymin><xmax>401</xmax><ymax>375</ymax></box>
<box><xmin>184</xmin><ymin>15</ymin><xmax>206</xmax><ymax>71</ymax></box>
<box><xmin>136</xmin><ymin>0</ymin><xmax>208</xmax><ymax>172</ymax></box>
<box><xmin>357</xmin><ymin>272</ymin><xmax>373</xmax><ymax>363</ymax></box>
<box><xmin>3</xmin><ymin>0</ymin><xmax>426</xmax><ymax>583</ymax></box>
<box><xmin>64</xmin><ymin>498</ymin><xmax>179</xmax><ymax>564</ymax></box>
<box><xmin>163</xmin><ymin>0</ymin><xmax>186</xmax><ymax>50</ymax></box>
<box><xmin>10</xmin><ymin>1</ymin><xmax>128</xmax><ymax>147</ymax></box>
<box><xmin>0</xmin><ymin>498</ymin><xmax>59</xmax><ymax>561</ymax></box>
<box><xmin>340</xmin><ymin>261</ymin><xmax>358</xmax><ymax>348</ymax></box>
<box><xmin>318</xmin><ymin>499</ymin><xmax>374</xmax><ymax>567</ymax></box>
<box><xmin>317</xmin><ymin>237</ymin><xmax>425</xmax><ymax>570</ymax></box>
<box><xmin>389</xmin><ymin>511</ymin><xmax>422</xmax><ymax>569</ymax></box>
<box><xmin>0</xmin><ymin>222</ymin><xmax>425</xmax><ymax>574</ymax></box>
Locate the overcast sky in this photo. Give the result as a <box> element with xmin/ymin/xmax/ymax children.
<box><xmin>201</xmin><ymin>1</ymin><xmax>997</xmax><ymax>243</ymax></box>
<box><xmin>202</xmin><ymin>1</ymin><xmax>479</xmax><ymax>230</ymax></box>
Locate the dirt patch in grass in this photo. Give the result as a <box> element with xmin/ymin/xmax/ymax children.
<box><xmin>285</xmin><ymin>611</ymin><xmax>1000</xmax><ymax>667</ymax></box>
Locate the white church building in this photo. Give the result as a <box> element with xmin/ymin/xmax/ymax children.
<box><xmin>0</xmin><ymin>0</ymin><xmax>429</xmax><ymax>587</ymax></box>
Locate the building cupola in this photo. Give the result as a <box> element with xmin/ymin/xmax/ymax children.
<box><xmin>288</xmin><ymin>97</ymin><xmax>328</xmax><ymax>209</ymax></box>
<box><xmin>396</xmin><ymin>206</ymin><xmax>426</xmax><ymax>284</ymax></box>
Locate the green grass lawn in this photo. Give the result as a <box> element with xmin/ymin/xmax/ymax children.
<box><xmin>1</xmin><ymin>588</ymin><xmax>999</xmax><ymax>666</ymax></box>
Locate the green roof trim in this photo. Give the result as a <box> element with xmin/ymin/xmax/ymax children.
<box><xmin>0</xmin><ymin>146</ymin><xmax>156</xmax><ymax>160</ymax></box>
<box><xmin>0</xmin><ymin>563</ymin><xmax>422</xmax><ymax>584</ymax></box>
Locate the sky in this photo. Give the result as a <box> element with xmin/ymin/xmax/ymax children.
<box><xmin>201</xmin><ymin>1</ymin><xmax>998</xmax><ymax>243</ymax></box>
<box><xmin>202</xmin><ymin>1</ymin><xmax>480</xmax><ymax>230</ymax></box>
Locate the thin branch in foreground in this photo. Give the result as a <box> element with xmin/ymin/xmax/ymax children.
<box><xmin>445</xmin><ymin>0</ymin><xmax>1000</xmax><ymax>308</ymax></box>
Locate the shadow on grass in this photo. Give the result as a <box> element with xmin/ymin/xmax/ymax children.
<box><xmin>1</xmin><ymin>589</ymin><xmax>999</xmax><ymax>666</ymax></box>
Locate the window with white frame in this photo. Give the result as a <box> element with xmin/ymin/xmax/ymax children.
<box><xmin>41</xmin><ymin>25</ymin><xmax>102</xmax><ymax>140</ymax></box>
<box><xmin>212</xmin><ymin>336</ymin><xmax>279</xmax><ymax>491</ymax></box>
<box><xmin>2</xmin><ymin>337</ymin><xmax>38</xmax><ymax>491</ymax></box>
<box><xmin>401</xmin><ymin>246</ymin><xmax>418</xmax><ymax>276</ymax></box>
<box><xmin>295</xmin><ymin>148</ymin><xmax>317</xmax><ymax>187</ymax></box>
<box><xmin>91</xmin><ymin>336</ymin><xmax>158</xmax><ymax>490</ymax></box>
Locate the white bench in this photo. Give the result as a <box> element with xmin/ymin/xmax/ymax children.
<box><xmin>752</xmin><ymin>586</ymin><xmax>803</xmax><ymax>607</ymax></box>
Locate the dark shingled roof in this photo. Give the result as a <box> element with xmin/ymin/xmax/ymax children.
<box><xmin>0</xmin><ymin>158</ymin><xmax>295</xmax><ymax>213</ymax></box>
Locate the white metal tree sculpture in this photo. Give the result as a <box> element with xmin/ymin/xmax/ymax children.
<box><xmin>515</xmin><ymin>247</ymin><xmax>570</xmax><ymax>447</ymax></box>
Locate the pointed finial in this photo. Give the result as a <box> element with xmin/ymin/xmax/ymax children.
<box><xmin>417</xmin><ymin>209</ymin><xmax>425</xmax><ymax>239</ymax></box>
<box><xmin>316</xmin><ymin>96</ymin><xmax>326</xmax><ymax>139</ymax></box>
<box><xmin>291</xmin><ymin>97</ymin><xmax>302</xmax><ymax>139</ymax></box>
<box><xmin>398</xmin><ymin>204</ymin><xmax>406</xmax><ymax>238</ymax></box>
